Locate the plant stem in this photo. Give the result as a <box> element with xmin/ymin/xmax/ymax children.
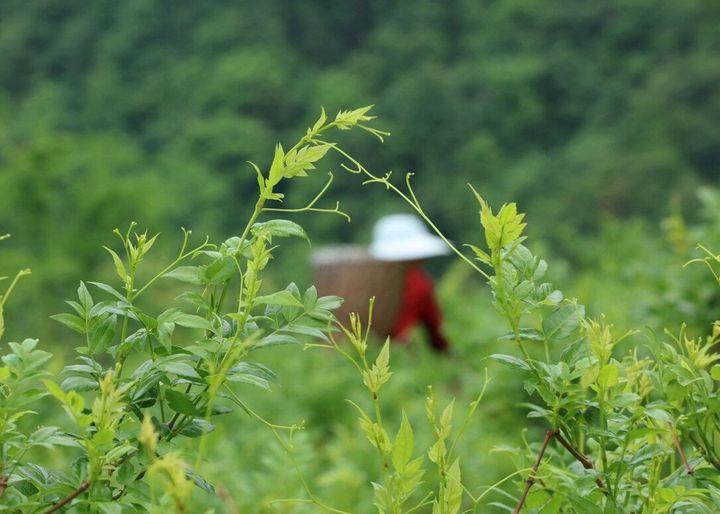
<box><xmin>668</xmin><ymin>423</ymin><xmax>694</xmax><ymax>475</ymax></box>
<box><xmin>0</xmin><ymin>268</ymin><xmax>31</xmax><ymax>308</ymax></box>
<box><xmin>515</xmin><ymin>426</ymin><xmax>608</xmax><ymax>504</ymax></box>
<box><xmin>321</xmin><ymin>141</ymin><xmax>490</xmax><ymax>280</ymax></box>
<box><xmin>133</xmin><ymin>240</ymin><xmax>208</xmax><ymax>299</ymax></box>
<box><xmin>513</xmin><ymin>429</ymin><xmax>554</xmax><ymax>514</ymax></box>
<box><xmin>373</xmin><ymin>398</ymin><xmax>389</xmax><ymax>473</ymax></box>
<box><xmin>238</xmin><ymin>197</ymin><xmax>265</xmax><ymax>248</ymax></box>
<box><xmin>613</xmin><ymin>431</ymin><xmax>630</xmax><ymax>498</ymax></box>
<box><xmin>554</xmin><ymin>431</ymin><xmax>607</xmax><ymax>492</ymax></box>
<box><xmin>43</xmin><ymin>480</ymin><xmax>91</xmax><ymax>514</ymax></box>
<box><xmin>115</xmin><ymin>265</ymin><xmax>135</xmax><ymax>377</ymax></box>
<box><xmin>449</xmin><ymin>370</ymin><xmax>491</xmax><ymax>456</ymax></box>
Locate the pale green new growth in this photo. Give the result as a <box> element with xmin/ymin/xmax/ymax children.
<box><xmin>358</xmin><ymin>169</ymin><xmax>720</xmax><ymax>512</ymax></box>
<box><xmin>4</xmin><ymin>105</ymin><xmax>720</xmax><ymax>513</ymax></box>
<box><xmin>321</xmin><ymin>300</ymin><xmax>489</xmax><ymax>514</ymax></box>
<box><xmin>0</xmin><ymin>106</ymin><xmax>384</xmax><ymax>513</ymax></box>
<box><xmin>0</xmin><ymin>234</ymin><xmax>31</xmax><ymax>341</ymax></box>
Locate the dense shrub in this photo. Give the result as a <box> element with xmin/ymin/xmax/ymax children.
<box><xmin>2</xmin><ymin>110</ymin><xmax>720</xmax><ymax>513</ymax></box>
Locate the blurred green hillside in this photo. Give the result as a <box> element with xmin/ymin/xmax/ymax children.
<box><xmin>2</xmin><ymin>1</ymin><xmax>720</xmax><ymax>312</ymax></box>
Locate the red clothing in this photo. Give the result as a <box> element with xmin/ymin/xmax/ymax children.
<box><xmin>391</xmin><ymin>265</ymin><xmax>450</xmax><ymax>352</ymax></box>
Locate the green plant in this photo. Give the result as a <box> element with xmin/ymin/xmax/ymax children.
<box><xmin>5</xmin><ymin>102</ymin><xmax>720</xmax><ymax>514</ymax></box>
<box><xmin>316</xmin><ymin>301</ymin><xmax>494</xmax><ymax>514</ymax></box>
<box><xmin>656</xmin><ymin>248</ymin><xmax>720</xmax><ymax>474</ymax></box>
<box><xmin>0</xmin><ymin>234</ymin><xmax>45</xmax><ymax>505</ymax></box>
<box><xmin>0</xmin><ymin>234</ymin><xmax>31</xmax><ymax>342</ymax></box>
<box><xmin>0</xmin><ymin>106</ymin><xmax>385</xmax><ymax>513</ymax></box>
<box><xmin>348</xmin><ymin>166</ymin><xmax>720</xmax><ymax>512</ymax></box>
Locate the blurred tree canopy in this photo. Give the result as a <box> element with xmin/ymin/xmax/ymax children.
<box><xmin>1</xmin><ymin>0</ymin><xmax>719</xmax><ymax>335</ymax></box>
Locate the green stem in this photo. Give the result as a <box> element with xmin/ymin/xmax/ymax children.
<box><xmin>116</xmin><ymin>264</ymin><xmax>136</xmax><ymax>376</ymax></box>
<box><xmin>133</xmin><ymin>239</ymin><xmax>209</xmax><ymax>300</ymax></box>
<box><xmin>238</xmin><ymin>197</ymin><xmax>266</xmax><ymax>248</ymax></box>
<box><xmin>613</xmin><ymin>431</ymin><xmax>630</xmax><ymax>498</ymax></box>
<box><xmin>449</xmin><ymin>370</ymin><xmax>491</xmax><ymax>456</ymax></box>
<box><xmin>0</xmin><ymin>268</ymin><xmax>31</xmax><ymax>308</ymax></box>
<box><xmin>598</xmin><ymin>389</ymin><xmax>609</xmax><ymax>490</ymax></box>
<box><xmin>318</xmin><ymin>141</ymin><xmax>490</xmax><ymax>280</ymax></box>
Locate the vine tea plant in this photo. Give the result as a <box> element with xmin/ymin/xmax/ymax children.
<box><xmin>344</xmin><ymin>164</ymin><xmax>720</xmax><ymax>511</ymax></box>
<box><xmin>0</xmin><ymin>106</ymin><xmax>388</xmax><ymax>513</ymax></box>
<box><xmin>657</xmin><ymin>248</ymin><xmax>720</xmax><ymax>475</ymax></box>
<box><xmin>303</xmin><ymin>299</ymin><xmax>499</xmax><ymax>514</ymax></box>
<box><xmin>0</xmin><ymin>234</ymin><xmax>31</xmax><ymax>343</ymax></box>
<box><xmin>465</xmin><ymin>203</ymin><xmax>720</xmax><ymax>513</ymax></box>
<box><xmin>0</xmin><ymin>233</ymin><xmax>38</xmax><ymax>502</ymax></box>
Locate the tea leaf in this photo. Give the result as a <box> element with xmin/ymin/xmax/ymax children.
<box><xmin>103</xmin><ymin>246</ymin><xmax>128</xmax><ymax>282</ymax></box>
<box><xmin>543</xmin><ymin>303</ymin><xmax>585</xmax><ymax>342</ymax></box>
<box><xmin>255</xmin><ymin>290</ymin><xmax>304</xmax><ymax>308</ymax></box>
<box><xmin>490</xmin><ymin>353</ymin><xmax>531</xmax><ymax>371</ymax></box>
<box><xmin>163</xmin><ymin>266</ymin><xmax>206</xmax><ymax>285</ymax></box>
<box><xmin>252</xmin><ymin>219</ymin><xmax>308</xmax><ymax>241</ymax></box>
<box><xmin>89</xmin><ymin>315</ymin><xmax>117</xmax><ymax>354</ymax></box>
<box><xmin>165</xmin><ymin>388</ymin><xmax>201</xmax><ymax>416</ymax></box>
<box><xmin>392</xmin><ymin>411</ymin><xmax>414</xmax><ymax>472</ymax></box>
<box><xmin>51</xmin><ymin>313</ymin><xmax>86</xmax><ymax>334</ymax></box>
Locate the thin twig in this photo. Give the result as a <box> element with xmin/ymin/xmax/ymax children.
<box><xmin>513</xmin><ymin>430</ymin><xmax>554</xmax><ymax>514</ymax></box>
<box><xmin>43</xmin><ymin>480</ymin><xmax>90</xmax><ymax>514</ymax></box>
<box><xmin>319</xmin><ymin>140</ymin><xmax>492</xmax><ymax>280</ymax></box>
<box><xmin>689</xmin><ymin>432</ymin><xmax>720</xmax><ymax>471</ymax></box>
<box><xmin>0</xmin><ymin>475</ymin><xmax>7</xmax><ymax>498</ymax></box>
<box><xmin>263</xmin><ymin>171</ymin><xmax>351</xmax><ymax>221</ymax></box>
<box><xmin>668</xmin><ymin>423</ymin><xmax>694</xmax><ymax>475</ymax></box>
<box><xmin>554</xmin><ymin>431</ymin><xmax>607</xmax><ymax>491</ymax></box>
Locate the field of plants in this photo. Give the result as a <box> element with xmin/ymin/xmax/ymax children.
<box><xmin>3</xmin><ymin>1</ymin><xmax>720</xmax><ymax>513</ymax></box>
<box><xmin>2</xmin><ymin>106</ymin><xmax>720</xmax><ymax>513</ymax></box>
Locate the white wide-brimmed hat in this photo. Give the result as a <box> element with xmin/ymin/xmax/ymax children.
<box><xmin>369</xmin><ymin>214</ymin><xmax>450</xmax><ymax>262</ymax></box>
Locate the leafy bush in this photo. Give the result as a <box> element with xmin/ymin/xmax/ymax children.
<box><xmin>0</xmin><ymin>107</ymin><xmax>385</xmax><ymax>513</ymax></box>
<box><xmin>320</xmin><ymin>301</ymin><xmax>492</xmax><ymax>514</ymax></box>
<box><xmin>351</xmin><ymin>170</ymin><xmax>720</xmax><ymax>512</ymax></box>
<box><xmin>3</xmin><ymin>107</ymin><xmax>720</xmax><ymax>514</ymax></box>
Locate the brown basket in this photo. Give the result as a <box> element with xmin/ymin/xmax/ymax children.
<box><xmin>312</xmin><ymin>246</ymin><xmax>405</xmax><ymax>339</ymax></box>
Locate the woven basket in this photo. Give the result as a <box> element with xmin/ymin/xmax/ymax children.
<box><xmin>311</xmin><ymin>245</ymin><xmax>405</xmax><ymax>339</ymax></box>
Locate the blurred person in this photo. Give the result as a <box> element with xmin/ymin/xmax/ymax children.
<box><xmin>369</xmin><ymin>214</ymin><xmax>452</xmax><ymax>353</ymax></box>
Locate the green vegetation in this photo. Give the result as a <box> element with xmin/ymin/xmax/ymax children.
<box><xmin>3</xmin><ymin>2</ymin><xmax>720</xmax><ymax>512</ymax></box>
<box><xmin>0</xmin><ymin>108</ymin><xmax>387</xmax><ymax>512</ymax></box>
<box><xmin>3</xmin><ymin>107</ymin><xmax>720</xmax><ymax>512</ymax></box>
<box><xmin>431</xmin><ymin>190</ymin><xmax>720</xmax><ymax>512</ymax></box>
<box><xmin>2</xmin><ymin>0</ymin><xmax>720</xmax><ymax>342</ymax></box>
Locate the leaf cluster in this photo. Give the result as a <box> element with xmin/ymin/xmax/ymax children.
<box><xmin>0</xmin><ymin>107</ymin><xmax>383</xmax><ymax>513</ymax></box>
<box><xmin>455</xmin><ymin>190</ymin><xmax>720</xmax><ymax>512</ymax></box>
